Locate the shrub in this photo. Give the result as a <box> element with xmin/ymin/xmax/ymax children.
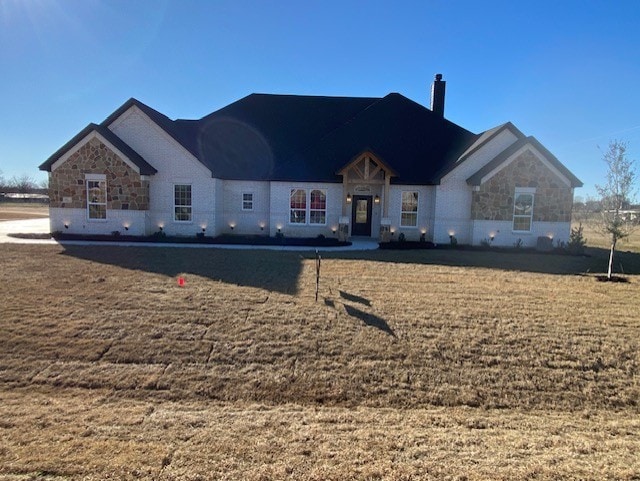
<box><xmin>398</xmin><ymin>232</ymin><xmax>406</xmax><ymax>242</ymax></box>
<box><xmin>567</xmin><ymin>223</ymin><xmax>587</xmax><ymax>255</ymax></box>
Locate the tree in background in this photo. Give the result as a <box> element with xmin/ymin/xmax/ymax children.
<box><xmin>0</xmin><ymin>169</ymin><xmax>5</xmax><ymax>189</ymax></box>
<box><xmin>595</xmin><ymin>140</ymin><xmax>638</xmax><ymax>279</ymax></box>
<box><xmin>9</xmin><ymin>174</ymin><xmax>37</xmax><ymax>193</ymax></box>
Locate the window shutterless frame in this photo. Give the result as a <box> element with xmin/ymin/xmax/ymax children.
<box><xmin>400</xmin><ymin>191</ymin><xmax>419</xmax><ymax>227</ymax></box>
<box><xmin>86</xmin><ymin>174</ymin><xmax>107</xmax><ymax>221</ymax></box>
<box><xmin>174</xmin><ymin>184</ymin><xmax>192</xmax><ymax>222</ymax></box>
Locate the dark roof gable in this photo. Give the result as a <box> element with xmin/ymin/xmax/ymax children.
<box><xmin>39</xmin><ymin>123</ymin><xmax>157</xmax><ymax>175</ymax></box>
<box><xmin>41</xmin><ymin>93</ymin><xmax>581</xmax><ymax>190</ymax></box>
<box><xmin>466</xmin><ymin>136</ymin><xmax>582</xmax><ymax>188</ymax></box>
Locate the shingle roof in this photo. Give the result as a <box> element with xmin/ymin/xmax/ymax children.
<box><xmin>466</xmin><ymin>136</ymin><xmax>583</xmax><ymax>187</ymax></box>
<box><xmin>159</xmin><ymin>93</ymin><xmax>477</xmax><ymax>184</ymax></box>
<box><xmin>41</xmin><ymin>93</ymin><xmax>581</xmax><ymax>189</ymax></box>
<box><xmin>39</xmin><ymin>123</ymin><xmax>157</xmax><ymax>175</ymax></box>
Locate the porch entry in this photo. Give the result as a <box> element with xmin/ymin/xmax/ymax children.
<box><xmin>351</xmin><ymin>195</ymin><xmax>372</xmax><ymax>236</ymax></box>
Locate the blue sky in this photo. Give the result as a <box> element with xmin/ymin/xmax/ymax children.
<box><xmin>1</xmin><ymin>0</ymin><xmax>639</xmax><ymax>198</ymax></box>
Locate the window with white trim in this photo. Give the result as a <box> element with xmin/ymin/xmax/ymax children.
<box><xmin>290</xmin><ymin>189</ymin><xmax>306</xmax><ymax>224</ymax></box>
<box><xmin>513</xmin><ymin>188</ymin><xmax>534</xmax><ymax>232</ymax></box>
<box><xmin>174</xmin><ymin>184</ymin><xmax>192</xmax><ymax>222</ymax></box>
<box><xmin>242</xmin><ymin>193</ymin><xmax>253</xmax><ymax>211</ymax></box>
<box><xmin>86</xmin><ymin>179</ymin><xmax>107</xmax><ymax>220</ymax></box>
<box><xmin>400</xmin><ymin>191</ymin><xmax>418</xmax><ymax>227</ymax></box>
<box><xmin>309</xmin><ymin>189</ymin><xmax>326</xmax><ymax>224</ymax></box>
<box><xmin>289</xmin><ymin>189</ymin><xmax>327</xmax><ymax>225</ymax></box>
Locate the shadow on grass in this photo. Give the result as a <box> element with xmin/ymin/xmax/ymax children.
<box><xmin>323</xmin><ymin>247</ymin><xmax>640</xmax><ymax>276</ymax></box>
<box><xmin>60</xmin><ymin>244</ymin><xmax>639</xmax><ymax>296</ymax></box>
<box><xmin>343</xmin><ymin>304</ymin><xmax>396</xmax><ymax>337</ymax></box>
<box><xmin>61</xmin><ymin>245</ymin><xmax>305</xmax><ymax>295</ymax></box>
<box><xmin>339</xmin><ymin>290</ymin><xmax>372</xmax><ymax>307</ymax></box>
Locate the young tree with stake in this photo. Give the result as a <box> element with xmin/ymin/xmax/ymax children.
<box><xmin>595</xmin><ymin>140</ymin><xmax>637</xmax><ymax>279</ymax></box>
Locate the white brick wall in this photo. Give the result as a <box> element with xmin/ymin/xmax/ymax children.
<box><xmin>49</xmin><ymin>208</ymin><xmax>146</xmax><ymax>236</ymax></box>
<box><xmin>221</xmin><ymin>180</ymin><xmax>270</xmax><ymax>235</ymax></box>
<box><xmin>471</xmin><ymin>220</ymin><xmax>571</xmax><ymax>248</ymax></box>
<box><xmin>433</xmin><ymin>128</ymin><xmax>520</xmax><ymax>244</ymax></box>
<box><xmin>108</xmin><ymin>107</ymin><xmax>217</xmax><ymax>236</ymax></box>
<box><xmin>386</xmin><ymin>185</ymin><xmax>436</xmax><ymax>241</ymax></box>
<box><xmin>269</xmin><ymin>181</ymin><xmax>343</xmax><ymax>238</ymax></box>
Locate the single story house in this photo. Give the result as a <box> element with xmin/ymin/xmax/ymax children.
<box><xmin>40</xmin><ymin>75</ymin><xmax>582</xmax><ymax>246</ymax></box>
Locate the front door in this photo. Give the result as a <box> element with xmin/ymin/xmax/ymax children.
<box><xmin>351</xmin><ymin>195</ymin><xmax>372</xmax><ymax>236</ymax></box>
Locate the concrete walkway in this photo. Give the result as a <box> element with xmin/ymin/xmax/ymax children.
<box><xmin>0</xmin><ymin>218</ymin><xmax>379</xmax><ymax>251</ymax></box>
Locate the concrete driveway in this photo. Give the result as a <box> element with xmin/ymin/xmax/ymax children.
<box><xmin>0</xmin><ymin>218</ymin><xmax>54</xmax><ymax>244</ymax></box>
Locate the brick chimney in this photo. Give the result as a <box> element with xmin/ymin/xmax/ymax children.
<box><xmin>430</xmin><ymin>73</ymin><xmax>446</xmax><ymax>117</ymax></box>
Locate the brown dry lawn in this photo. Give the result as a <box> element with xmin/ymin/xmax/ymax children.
<box><xmin>0</xmin><ymin>203</ymin><xmax>48</xmax><ymax>221</ymax></box>
<box><xmin>1</xmin><ymin>243</ymin><xmax>639</xmax><ymax>480</ymax></box>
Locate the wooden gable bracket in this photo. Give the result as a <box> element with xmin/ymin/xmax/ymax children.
<box><xmin>337</xmin><ymin>151</ymin><xmax>396</xmax><ymax>183</ymax></box>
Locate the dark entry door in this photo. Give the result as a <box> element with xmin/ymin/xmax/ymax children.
<box><xmin>351</xmin><ymin>195</ymin><xmax>372</xmax><ymax>236</ymax></box>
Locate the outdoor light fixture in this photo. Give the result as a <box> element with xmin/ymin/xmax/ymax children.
<box><xmin>259</xmin><ymin>222</ymin><xmax>265</xmax><ymax>231</ymax></box>
<box><xmin>490</xmin><ymin>234</ymin><xmax>495</xmax><ymax>241</ymax></box>
<box><xmin>124</xmin><ymin>225</ymin><xmax>129</xmax><ymax>231</ymax></box>
<box><xmin>332</xmin><ymin>227</ymin><xmax>337</xmax><ymax>234</ymax></box>
<box><xmin>374</xmin><ymin>194</ymin><xmax>380</xmax><ymax>204</ymax></box>
<box><xmin>64</xmin><ymin>223</ymin><xmax>69</xmax><ymax>229</ymax></box>
<box><xmin>202</xmin><ymin>227</ymin><xmax>206</xmax><ymax>233</ymax></box>
<box><xmin>346</xmin><ymin>193</ymin><xmax>352</xmax><ymax>203</ymax></box>
<box><xmin>159</xmin><ymin>226</ymin><xmax>163</xmax><ymax>232</ymax></box>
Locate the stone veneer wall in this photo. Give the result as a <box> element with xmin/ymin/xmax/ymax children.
<box><xmin>471</xmin><ymin>150</ymin><xmax>573</xmax><ymax>222</ymax></box>
<box><xmin>49</xmin><ymin>137</ymin><xmax>149</xmax><ymax>211</ymax></box>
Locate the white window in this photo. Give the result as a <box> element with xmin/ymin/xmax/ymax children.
<box><xmin>289</xmin><ymin>188</ymin><xmax>327</xmax><ymax>225</ymax></box>
<box><xmin>513</xmin><ymin>188</ymin><xmax>535</xmax><ymax>232</ymax></box>
<box><xmin>401</xmin><ymin>191</ymin><xmax>418</xmax><ymax>227</ymax></box>
<box><xmin>174</xmin><ymin>184</ymin><xmax>192</xmax><ymax>222</ymax></box>
<box><xmin>290</xmin><ymin>189</ymin><xmax>306</xmax><ymax>224</ymax></box>
<box><xmin>242</xmin><ymin>193</ymin><xmax>254</xmax><ymax>211</ymax></box>
<box><xmin>86</xmin><ymin>178</ymin><xmax>107</xmax><ymax>220</ymax></box>
<box><xmin>309</xmin><ymin>189</ymin><xmax>327</xmax><ymax>224</ymax></box>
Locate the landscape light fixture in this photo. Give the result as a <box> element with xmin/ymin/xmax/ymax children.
<box><xmin>374</xmin><ymin>194</ymin><xmax>380</xmax><ymax>204</ymax></box>
<box><xmin>346</xmin><ymin>193</ymin><xmax>352</xmax><ymax>203</ymax></box>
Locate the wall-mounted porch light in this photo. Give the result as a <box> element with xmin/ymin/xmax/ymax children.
<box><xmin>259</xmin><ymin>222</ymin><xmax>265</xmax><ymax>231</ymax></box>
<box><xmin>489</xmin><ymin>233</ymin><xmax>495</xmax><ymax>242</ymax></box>
<box><xmin>64</xmin><ymin>223</ymin><xmax>69</xmax><ymax>229</ymax></box>
<box><xmin>229</xmin><ymin>222</ymin><xmax>235</xmax><ymax>231</ymax></box>
<box><xmin>346</xmin><ymin>193</ymin><xmax>352</xmax><ymax>203</ymax></box>
<box><xmin>374</xmin><ymin>194</ymin><xmax>380</xmax><ymax>204</ymax></box>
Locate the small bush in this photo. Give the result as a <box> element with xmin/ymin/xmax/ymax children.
<box><xmin>567</xmin><ymin>223</ymin><xmax>587</xmax><ymax>255</ymax></box>
<box><xmin>111</xmin><ymin>230</ymin><xmax>121</xmax><ymax>237</ymax></box>
<box><xmin>398</xmin><ymin>232</ymin><xmax>406</xmax><ymax>242</ymax></box>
